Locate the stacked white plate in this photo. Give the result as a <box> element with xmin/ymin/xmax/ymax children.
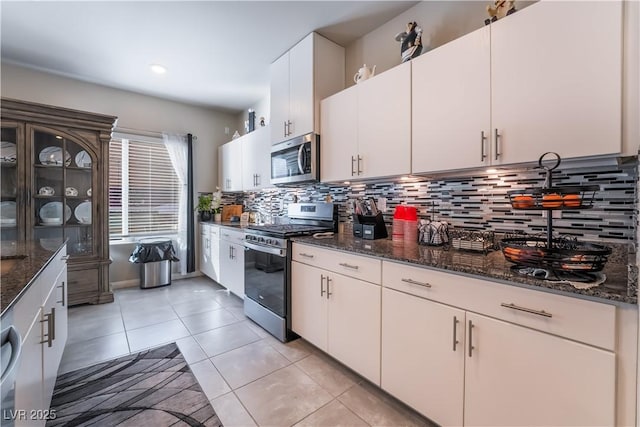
<box><xmin>40</xmin><ymin>202</ymin><xmax>71</xmax><ymax>224</ymax></box>
<box><xmin>39</xmin><ymin>146</ymin><xmax>71</xmax><ymax>166</ymax></box>
<box><xmin>0</xmin><ymin>201</ymin><xmax>16</xmax><ymax>226</ymax></box>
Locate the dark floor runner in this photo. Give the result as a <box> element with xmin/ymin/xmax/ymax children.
<box><xmin>46</xmin><ymin>342</ymin><xmax>222</xmax><ymax>427</ymax></box>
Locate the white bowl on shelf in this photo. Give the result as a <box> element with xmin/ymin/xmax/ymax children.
<box><xmin>41</xmin><ymin>217</ymin><xmax>62</xmax><ymax>225</ymax></box>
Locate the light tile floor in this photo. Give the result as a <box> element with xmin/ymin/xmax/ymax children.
<box><xmin>61</xmin><ymin>276</ymin><xmax>435</xmax><ymax>427</ymax></box>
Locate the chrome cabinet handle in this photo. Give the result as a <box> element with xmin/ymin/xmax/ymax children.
<box><xmin>453</xmin><ymin>316</ymin><xmax>459</xmax><ymax>352</ymax></box>
<box><xmin>351</xmin><ymin>156</ymin><xmax>356</xmax><ymax>176</ymax></box>
<box><xmin>320</xmin><ymin>274</ymin><xmax>326</xmax><ymax>297</ymax></box>
<box><xmin>57</xmin><ymin>281</ymin><xmax>65</xmax><ymax>306</ymax></box>
<box><xmin>494</xmin><ymin>128</ymin><xmax>501</xmax><ymax>160</ymax></box>
<box><xmin>326</xmin><ymin>277</ymin><xmax>332</xmax><ymax>299</ymax></box>
<box><xmin>284</xmin><ymin>121</ymin><xmax>288</xmax><ymax>137</ymax></box>
<box><xmin>500</xmin><ymin>302</ymin><xmax>552</xmax><ymax>318</ymax></box>
<box><xmin>40</xmin><ymin>308</ymin><xmax>55</xmax><ymax>347</ymax></box>
<box><xmin>299</xmin><ymin>253</ymin><xmax>314</xmax><ymax>258</ymax></box>
<box><xmin>287</xmin><ymin>120</ymin><xmax>292</xmax><ymax>136</ymax></box>
<box><xmin>401</xmin><ymin>278</ymin><xmax>431</xmax><ymax>288</ymax></box>
<box><xmin>468</xmin><ymin>320</ymin><xmax>474</xmax><ymax>357</ymax></box>
<box><xmin>357</xmin><ymin>155</ymin><xmax>363</xmax><ymax>175</ymax></box>
<box><xmin>480</xmin><ymin>130</ymin><xmax>487</xmax><ymax>161</ymax></box>
<box><xmin>339</xmin><ymin>262</ymin><xmax>359</xmax><ymax>270</ymax></box>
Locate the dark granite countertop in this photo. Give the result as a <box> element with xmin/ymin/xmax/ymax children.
<box><xmin>1</xmin><ymin>240</ymin><xmax>66</xmax><ymax>316</ymax></box>
<box><xmin>292</xmin><ymin>234</ymin><xmax>636</xmax><ymax>305</ymax></box>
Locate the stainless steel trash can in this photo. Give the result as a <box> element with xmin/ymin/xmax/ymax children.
<box><xmin>141</xmin><ymin>260</ymin><xmax>172</xmax><ymax>288</ymax></box>
<box><xmin>129</xmin><ymin>238</ymin><xmax>179</xmax><ymax>289</ymax></box>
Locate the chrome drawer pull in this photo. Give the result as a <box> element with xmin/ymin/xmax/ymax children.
<box><xmin>299</xmin><ymin>253</ymin><xmax>315</xmax><ymax>258</ymax></box>
<box><xmin>339</xmin><ymin>262</ymin><xmax>359</xmax><ymax>270</ymax></box>
<box><xmin>468</xmin><ymin>320</ymin><xmax>474</xmax><ymax>358</ymax></box>
<box><xmin>452</xmin><ymin>316</ymin><xmax>459</xmax><ymax>352</ymax></box>
<box><xmin>57</xmin><ymin>281</ymin><xmax>66</xmax><ymax>306</ymax></box>
<box><xmin>501</xmin><ymin>302</ymin><xmax>552</xmax><ymax>318</ymax></box>
<box><xmin>326</xmin><ymin>277</ymin><xmax>332</xmax><ymax>299</ymax></box>
<box><xmin>320</xmin><ymin>275</ymin><xmax>326</xmax><ymax>297</ymax></box>
<box><xmin>401</xmin><ymin>278</ymin><xmax>432</xmax><ymax>288</ymax></box>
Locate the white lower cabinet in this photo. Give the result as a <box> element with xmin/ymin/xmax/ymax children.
<box><xmin>291</xmin><ymin>244</ymin><xmax>381</xmax><ymax>385</ymax></box>
<box><xmin>219</xmin><ymin>228</ymin><xmax>244</xmax><ymax>299</ymax></box>
<box><xmin>200</xmin><ymin>224</ymin><xmax>220</xmax><ymax>282</ymax></box>
<box><xmin>382</xmin><ymin>288</ymin><xmax>465</xmax><ymax>427</ymax></box>
<box><xmin>11</xmin><ymin>245</ymin><xmax>68</xmax><ymax>426</ymax></box>
<box><xmin>464</xmin><ymin>312</ymin><xmax>615</xmax><ymax>427</ymax></box>
<box><xmin>381</xmin><ymin>260</ymin><xmax>616</xmax><ymax>427</ymax></box>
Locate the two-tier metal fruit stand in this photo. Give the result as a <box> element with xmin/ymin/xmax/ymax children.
<box><xmin>500</xmin><ymin>153</ymin><xmax>611</xmax><ymax>281</ymax></box>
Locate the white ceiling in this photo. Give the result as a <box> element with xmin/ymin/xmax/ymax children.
<box><xmin>1</xmin><ymin>1</ymin><xmax>418</xmax><ymax>113</ymax></box>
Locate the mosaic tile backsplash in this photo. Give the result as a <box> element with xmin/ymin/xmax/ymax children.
<box><xmin>221</xmin><ymin>157</ymin><xmax>638</xmax><ymax>246</ymax></box>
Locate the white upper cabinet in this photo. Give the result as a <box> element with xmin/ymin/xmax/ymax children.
<box><xmin>320</xmin><ymin>85</ymin><xmax>358</xmax><ymax>182</ymax></box>
<box><xmin>270</xmin><ymin>32</ymin><xmax>345</xmax><ymax>145</ymax></box>
<box><xmin>218</xmin><ymin>138</ymin><xmax>242</xmax><ymax>192</ymax></box>
<box><xmin>241</xmin><ymin>126</ymin><xmax>271</xmax><ymax>191</ymax></box>
<box><xmin>412</xmin><ymin>27</ymin><xmax>491</xmax><ymax>173</ymax></box>
<box><xmin>490</xmin><ymin>0</ymin><xmax>622</xmax><ymax>164</ymax></box>
<box><xmin>412</xmin><ymin>0</ymin><xmax>623</xmax><ymax>174</ymax></box>
<box><xmin>321</xmin><ymin>62</ymin><xmax>411</xmax><ymax>182</ymax></box>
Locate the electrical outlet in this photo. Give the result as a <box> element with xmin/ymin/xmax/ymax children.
<box><xmin>377</xmin><ymin>197</ymin><xmax>387</xmax><ymax>212</ymax></box>
<box><xmin>224</xmin><ymin>127</ymin><xmax>230</xmax><ymax>135</ymax></box>
<box><xmin>542</xmin><ymin>210</ymin><xmax>561</xmax><ymax>219</ymax></box>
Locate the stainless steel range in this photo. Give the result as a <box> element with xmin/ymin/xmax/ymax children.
<box><xmin>243</xmin><ymin>202</ymin><xmax>337</xmax><ymax>342</ymax></box>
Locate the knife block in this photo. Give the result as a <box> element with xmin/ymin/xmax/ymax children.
<box><xmin>353</xmin><ymin>212</ymin><xmax>388</xmax><ymax>240</ymax></box>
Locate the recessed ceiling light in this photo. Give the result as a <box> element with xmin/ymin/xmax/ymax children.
<box><xmin>150</xmin><ymin>64</ymin><xmax>167</xmax><ymax>74</ymax></box>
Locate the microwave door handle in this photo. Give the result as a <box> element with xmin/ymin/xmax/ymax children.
<box><xmin>297</xmin><ymin>144</ymin><xmax>305</xmax><ymax>174</ymax></box>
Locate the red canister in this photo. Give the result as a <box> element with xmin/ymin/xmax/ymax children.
<box><xmin>392</xmin><ymin>205</ymin><xmax>407</xmax><ymax>242</ymax></box>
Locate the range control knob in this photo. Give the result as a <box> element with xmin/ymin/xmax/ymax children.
<box><xmin>266</xmin><ymin>239</ymin><xmax>273</xmax><ymax>245</ymax></box>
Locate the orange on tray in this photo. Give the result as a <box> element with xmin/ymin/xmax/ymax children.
<box><xmin>541</xmin><ymin>193</ymin><xmax>563</xmax><ymax>208</ymax></box>
<box><xmin>562</xmin><ymin>193</ymin><xmax>582</xmax><ymax>207</ymax></box>
<box><xmin>512</xmin><ymin>195</ymin><xmax>535</xmax><ymax>209</ymax></box>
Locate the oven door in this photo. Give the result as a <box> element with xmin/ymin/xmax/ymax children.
<box><xmin>270</xmin><ymin>133</ymin><xmax>319</xmax><ymax>185</ymax></box>
<box><xmin>244</xmin><ymin>241</ymin><xmax>286</xmax><ymax>317</ymax></box>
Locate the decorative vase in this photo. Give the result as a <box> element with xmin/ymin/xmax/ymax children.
<box><xmin>214</xmin><ymin>213</ymin><xmax>222</xmax><ymax>222</ymax></box>
<box><xmin>200</xmin><ymin>211</ymin><xmax>212</xmax><ymax>222</ymax></box>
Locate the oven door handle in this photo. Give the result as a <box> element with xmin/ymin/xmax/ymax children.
<box><xmin>244</xmin><ymin>241</ymin><xmax>286</xmax><ymax>257</ymax></box>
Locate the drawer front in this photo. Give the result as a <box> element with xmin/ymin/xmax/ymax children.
<box><xmin>200</xmin><ymin>223</ymin><xmax>210</xmax><ymax>234</ymax></box>
<box><xmin>293</xmin><ymin>243</ymin><xmax>381</xmax><ymax>284</ymax></box>
<box><xmin>210</xmin><ymin>225</ymin><xmax>220</xmax><ymax>238</ymax></box>
<box><xmin>220</xmin><ymin>227</ymin><xmax>244</xmax><ymax>243</ymax></box>
<box><xmin>382</xmin><ymin>261</ymin><xmax>616</xmax><ymax>350</ymax></box>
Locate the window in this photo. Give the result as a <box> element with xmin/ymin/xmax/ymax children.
<box><xmin>109</xmin><ymin>137</ymin><xmax>181</xmax><ymax>239</ymax></box>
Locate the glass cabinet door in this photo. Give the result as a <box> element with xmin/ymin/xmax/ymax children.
<box><xmin>1</xmin><ymin>124</ymin><xmax>23</xmax><ymax>242</ymax></box>
<box><xmin>31</xmin><ymin>127</ymin><xmax>95</xmax><ymax>257</ymax></box>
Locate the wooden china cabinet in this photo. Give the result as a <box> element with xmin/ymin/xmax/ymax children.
<box><xmin>1</xmin><ymin>98</ymin><xmax>117</xmax><ymax>305</ymax></box>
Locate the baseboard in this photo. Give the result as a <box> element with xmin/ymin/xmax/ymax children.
<box><xmin>111</xmin><ymin>272</ymin><xmax>205</xmax><ymax>289</ymax></box>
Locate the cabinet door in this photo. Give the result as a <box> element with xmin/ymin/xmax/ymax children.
<box><xmin>320</xmin><ymin>85</ymin><xmax>358</xmax><ymax>182</ymax></box>
<box><xmin>412</xmin><ymin>27</ymin><xmax>491</xmax><ymax>173</ymax></box>
<box><xmin>218</xmin><ymin>139</ymin><xmax>243</xmax><ymax>192</ymax></box>
<box><xmin>219</xmin><ymin>239</ymin><xmax>244</xmax><ymax>298</ymax></box>
<box><xmin>241</xmin><ymin>127</ymin><xmax>271</xmax><ymax>190</ymax></box>
<box><xmin>357</xmin><ymin>62</ymin><xmax>411</xmax><ymax>179</ymax></box>
<box><xmin>200</xmin><ymin>226</ymin><xmax>214</xmax><ymax>279</ymax></box>
<box><xmin>42</xmin><ymin>266</ymin><xmax>68</xmax><ymax>411</ymax></box>
<box><xmin>14</xmin><ymin>309</ymin><xmax>45</xmax><ymax>423</ymax></box>
<box><xmin>291</xmin><ymin>261</ymin><xmax>328</xmax><ymax>351</ymax></box>
<box><xmin>327</xmin><ymin>273</ymin><xmax>381</xmax><ymax>385</ymax></box>
<box><xmin>491</xmin><ymin>1</ymin><xmax>622</xmax><ymax>164</ymax></box>
<box><xmin>270</xmin><ymin>52</ymin><xmax>290</xmax><ymax>144</ymax></box>
<box><xmin>381</xmin><ymin>288</ymin><xmax>465</xmax><ymax>426</ymax></box>
<box><xmin>288</xmin><ymin>33</ymin><xmax>314</xmax><ymax>140</ymax></box>
<box><xmin>1</xmin><ymin>123</ymin><xmax>25</xmax><ymax>243</ymax></box>
<box><xmin>464</xmin><ymin>312</ymin><xmax>615</xmax><ymax>426</ymax></box>
<box><xmin>209</xmin><ymin>226</ymin><xmax>220</xmax><ymax>283</ymax></box>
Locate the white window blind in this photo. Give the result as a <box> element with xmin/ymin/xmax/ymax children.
<box><xmin>109</xmin><ymin>137</ymin><xmax>180</xmax><ymax>238</ymax></box>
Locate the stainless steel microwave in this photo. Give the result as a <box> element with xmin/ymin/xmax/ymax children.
<box><xmin>270</xmin><ymin>133</ymin><xmax>319</xmax><ymax>185</ymax></box>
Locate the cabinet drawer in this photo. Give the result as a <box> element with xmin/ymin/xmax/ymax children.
<box><xmin>210</xmin><ymin>225</ymin><xmax>220</xmax><ymax>237</ymax></box>
<box><xmin>382</xmin><ymin>261</ymin><xmax>616</xmax><ymax>350</ymax></box>
<box><xmin>293</xmin><ymin>243</ymin><xmax>381</xmax><ymax>284</ymax></box>
<box><xmin>200</xmin><ymin>223</ymin><xmax>210</xmax><ymax>234</ymax></box>
<box><xmin>219</xmin><ymin>227</ymin><xmax>244</xmax><ymax>243</ymax></box>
